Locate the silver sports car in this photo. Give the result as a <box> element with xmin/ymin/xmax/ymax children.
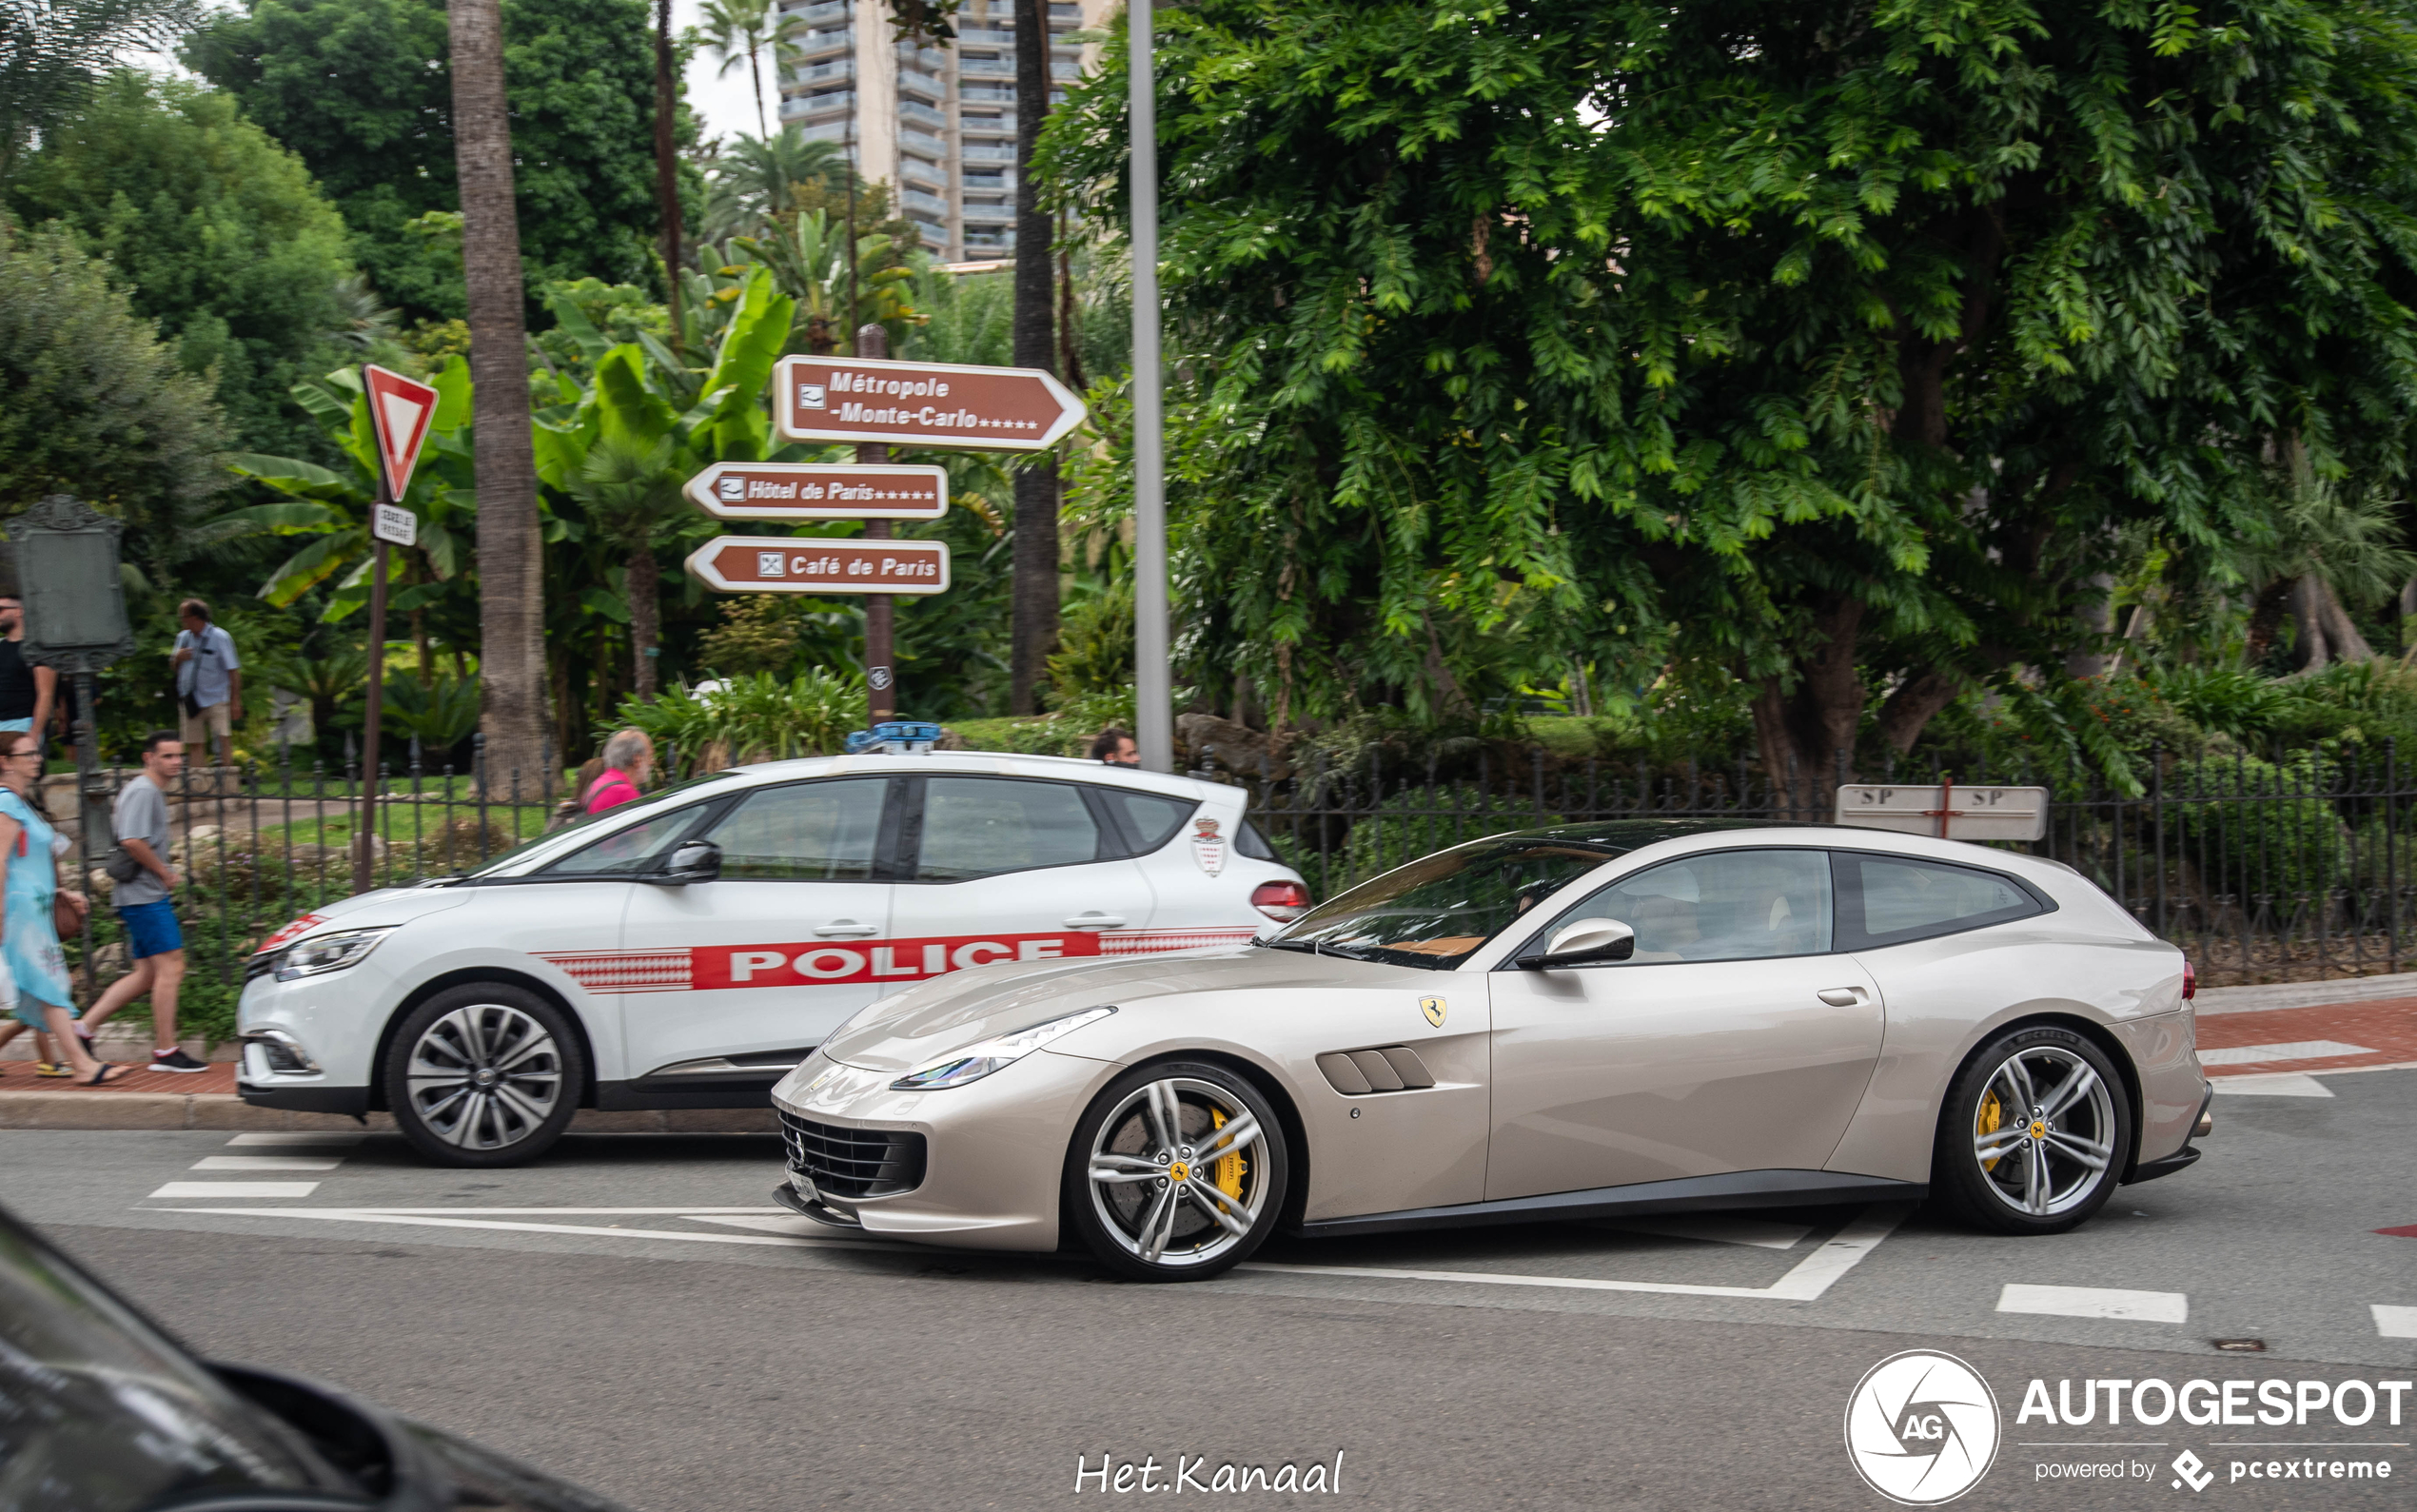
<box><xmin>769</xmin><ymin>820</ymin><xmax>2212</xmax><ymax>1281</ymax></box>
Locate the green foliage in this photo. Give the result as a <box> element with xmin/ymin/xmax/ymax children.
<box><xmin>6</xmin><ymin>72</ymin><xmax>356</xmax><ymax>456</ymax></box>
<box><xmin>187</xmin><ymin>0</ymin><xmax>674</xmax><ymax>322</ymax></box>
<box><xmin>376</xmin><ymin>671</ymin><xmax>481</xmax><ymax>755</ymax></box>
<box><xmin>0</xmin><ymin>0</ymin><xmax>201</xmax><ymax>176</ymax></box>
<box><xmin>0</xmin><ymin>218</ymin><xmax>223</xmax><ymax>545</ymax></box>
<box><xmin>604</xmin><ymin>668</ymin><xmax>866</xmax><ymax>766</ymax></box>
<box><xmin>2171</xmin><ymin>752</ymin><xmax>2349</xmax><ymax>905</ymax></box>
<box><xmin>1048</xmin><ymin>578</ymin><xmax>1133</xmax><ymax>706</ymax></box>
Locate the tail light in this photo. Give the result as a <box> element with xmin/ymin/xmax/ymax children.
<box><xmin>1251</xmin><ymin>880</ymin><xmax>1310</xmax><ymax>922</ymax></box>
<box><xmin>2181</xmin><ymin>959</ymin><xmax>2196</xmax><ymax>1001</ymax></box>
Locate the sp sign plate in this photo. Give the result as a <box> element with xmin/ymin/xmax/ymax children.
<box><xmin>684</xmin><ymin>537</ymin><xmax>951</xmax><ymax>596</ymax></box>
<box><xmin>1834</xmin><ymin>783</ymin><xmax>2048</xmax><ymax>842</ymax></box>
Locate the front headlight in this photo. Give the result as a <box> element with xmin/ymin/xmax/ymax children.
<box><xmin>273</xmin><ymin>926</ymin><xmax>397</xmax><ymax>982</ymax></box>
<box><xmin>889</xmin><ymin>1006</ymin><xmax>1117</xmax><ymax>1091</ymax></box>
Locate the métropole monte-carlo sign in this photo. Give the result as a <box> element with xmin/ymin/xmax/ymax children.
<box><xmin>771</xmin><ymin>355</ymin><xmax>1087</xmax><ymax>451</ymax></box>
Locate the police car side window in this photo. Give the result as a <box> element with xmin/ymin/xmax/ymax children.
<box><xmin>698</xmin><ymin>778</ymin><xmax>886</xmax><ymax>880</ymax></box>
<box><xmin>542</xmin><ymin>804</ymin><xmax>716</xmax><ymax>875</ymax></box>
<box><xmin>1096</xmin><ymin>789</ymin><xmax>1194</xmax><ymax>854</ymax></box>
<box><xmin>914</xmin><ymin>777</ymin><xmax>1104</xmax><ymax>880</ymax></box>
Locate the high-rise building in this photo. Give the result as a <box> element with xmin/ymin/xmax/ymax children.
<box><xmin>775</xmin><ymin>0</ymin><xmax>1111</xmax><ymax>263</ymax></box>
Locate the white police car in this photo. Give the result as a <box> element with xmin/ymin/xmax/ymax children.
<box><xmin>237</xmin><ymin>751</ymin><xmax>1308</xmax><ymax>1166</ymax></box>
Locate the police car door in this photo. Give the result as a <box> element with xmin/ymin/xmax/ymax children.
<box><xmin>881</xmin><ymin>775</ymin><xmax>1155</xmax><ymax>977</ymax></box>
<box><xmin>615</xmin><ymin>776</ymin><xmax>900</xmax><ymax>1082</ymax></box>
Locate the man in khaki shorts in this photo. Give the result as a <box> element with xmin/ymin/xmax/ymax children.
<box><xmin>170</xmin><ymin>599</ymin><xmax>241</xmax><ymax>763</ymax></box>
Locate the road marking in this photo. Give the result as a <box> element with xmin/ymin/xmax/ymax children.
<box><xmin>149</xmin><ymin>1206</ymin><xmax>922</xmax><ymax>1253</ymax></box>
<box><xmin>688</xmin><ymin>1214</ymin><xmax>835</xmax><ymax>1237</ymax></box>
<box><xmin>2213</xmin><ymin>1071</ymin><xmax>2335</xmax><ymax>1097</ymax></box>
<box><xmin>1241</xmin><ymin>1205</ymin><xmax>1906</xmax><ymax>1300</ymax></box>
<box><xmin>1606</xmin><ymin>1215</ymin><xmax>1812</xmax><ymax>1250</ymax></box>
<box><xmin>226</xmin><ymin>1131</ymin><xmax>367</xmax><ymax>1147</ymax></box>
<box><xmin>2374</xmin><ymin>1305</ymin><xmax>2417</xmax><ymax>1340</ymax></box>
<box><xmin>2199</xmin><ymin>1040</ymin><xmax>2372</xmax><ymax>1066</ymax></box>
<box><xmin>189</xmin><ymin>1155</ymin><xmax>345</xmax><ymax>1171</ymax></box>
<box><xmin>148</xmin><ymin>1182</ymin><xmax>320</xmax><ymax>1199</ymax></box>
<box><xmin>1997</xmin><ymin>1283</ymin><xmax>2188</xmax><ymax>1323</ymax></box>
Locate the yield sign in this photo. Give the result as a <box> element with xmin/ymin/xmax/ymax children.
<box><xmin>363</xmin><ymin>364</ymin><xmax>440</xmax><ymax>500</ymax></box>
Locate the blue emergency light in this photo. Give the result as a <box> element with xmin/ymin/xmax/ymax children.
<box><xmin>845</xmin><ymin>720</ymin><xmax>945</xmax><ymax>755</ymax></box>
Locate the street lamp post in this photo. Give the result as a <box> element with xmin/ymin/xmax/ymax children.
<box><xmin>1129</xmin><ymin>0</ymin><xmax>1170</xmax><ymax>773</ymax></box>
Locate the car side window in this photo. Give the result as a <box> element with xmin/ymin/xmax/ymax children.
<box><xmin>540</xmin><ymin>803</ymin><xmax>715</xmax><ymax>876</ymax></box>
<box><xmin>914</xmin><ymin>776</ymin><xmax>1105</xmax><ymax>880</ymax></box>
<box><xmin>695</xmin><ymin>778</ymin><xmax>888</xmax><ymax>880</ymax></box>
<box><xmin>1834</xmin><ymin>852</ymin><xmax>2047</xmax><ymax>949</ymax></box>
<box><xmin>1540</xmin><ymin>848</ymin><xmax>1835</xmax><ymax>963</ymax></box>
<box><xmin>1096</xmin><ymin>788</ymin><xmax>1195</xmax><ymax>854</ymax></box>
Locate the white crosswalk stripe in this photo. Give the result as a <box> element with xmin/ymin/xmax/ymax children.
<box><xmin>148</xmin><ymin>1181</ymin><xmax>320</xmax><ymax>1199</ymax></box>
<box><xmin>190</xmin><ymin>1155</ymin><xmax>345</xmax><ymax>1171</ymax></box>
<box><xmin>2373</xmin><ymin>1304</ymin><xmax>2417</xmax><ymax>1339</ymax></box>
<box><xmin>2199</xmin><ymin>1040</ymin><xmax>2372</xmax><ymax>1066</ymax></box>
<box><xmin>1997</xmin><ymin>1283</ymin><xmax>2189</xmax><ymax>1323</ymax></box>
<box><xmin>225</xmin><ymin>1131</ymin><xmax>366</xmax><ymax>1147</ymax></box>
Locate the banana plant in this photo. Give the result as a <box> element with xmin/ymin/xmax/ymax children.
<box><xmin>534</xmin><ymin>264</ymin><xmax>807</xmax><ymax>697</ymax></box>
<box><xmin>213</xmin><ymin>358</ymin><xmax>477</xmax><ymax>625</ymax></box>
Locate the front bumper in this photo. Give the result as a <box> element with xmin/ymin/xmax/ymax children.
<box><xmin>766</xmin><ymin>1048</ymin><xmax>1112</xmax><ymax>1252</ymax></box>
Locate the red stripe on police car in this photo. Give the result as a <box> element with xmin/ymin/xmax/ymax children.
<box><xmin>691</xmin><ymin>931</ymin><xmax>1106</xmax><ymax>991</ymax></box>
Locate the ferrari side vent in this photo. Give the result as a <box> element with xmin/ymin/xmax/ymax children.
<box><xmin>1316</xmin><ymin>1046</ymin><xmax>1436</xmax><ymax>1096</ymax></box>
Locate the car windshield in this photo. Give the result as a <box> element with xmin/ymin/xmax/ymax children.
<box><xmin>0</xmin><ymin>1217</ymin><xmax>355</xmax><ymax>1508</ymax></box>
<box><xmin>462</xmin><ymin>771</ymin><xmax>747</xmax><ymax>879</ymax></box>
<box><xmin>1270</xmin><ymin>833</ymin><xmax>1623</xmax><ymax>969</ymax></box>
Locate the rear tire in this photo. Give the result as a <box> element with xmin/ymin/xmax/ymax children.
<box><xmin>1934</xmin><ymin>1025</ymin><xmax>2130</xmax><ymax>1236</ymax></box>
<box><xmin>1064</xmin><ymin>1060</ymin><xmax>1288</xmax><ymax>1282</ymax></box>
<box><xmin>383</xmin><ymin>984</ymin><xmax>583</xmax><ymax>1168</ymax></box>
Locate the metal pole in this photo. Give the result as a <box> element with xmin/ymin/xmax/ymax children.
<box><xmin>356</xmin><ymin>527</ymin><xmax>390</xmax><ymax>894</ymax></box>
<box><xmin>857</xmin><ymin>323</ymin><xmax>895</xmax><ymax>726</ymax></box>
<box><xmin>1129</xmin><ymin>0</ymin><xmax>1171</xmax><ymax>773</ymax></box>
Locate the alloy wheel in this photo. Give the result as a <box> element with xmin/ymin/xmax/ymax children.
<box><xmin>1085</xmin><ymin>1075</ymin><xmax>1271</xmax><ymax>1270</ymax></box>
<box><xmin>1971</xmin><ymin>1043</ymin><xmax>2117</xmax><ymax>1217</ymax></box>
<box><xmin>403</xmin><ymin>1003</ymin><xmax>565</xmax><ymax>1151</ymax></box>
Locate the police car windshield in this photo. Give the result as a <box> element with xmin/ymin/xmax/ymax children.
<box><xmin>462</xmin><ymin>771</ymin><xmax>746</xmax><ymax>879</ymax></box>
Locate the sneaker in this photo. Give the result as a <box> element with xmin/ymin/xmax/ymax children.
<box><xmin>33</xmin><ymin>1062</ymin><xmax>70</xmax><ymax>1078</ymax></box>
<box><xmin>149</xmin><ymin>1049</ymin><xmax>208</xmax><ymax>1073</ymax></box>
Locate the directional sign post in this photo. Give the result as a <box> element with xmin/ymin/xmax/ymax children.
<box><xmin>355</xmin><ymin>364</ymin><xmax>439</xmax><ymax>893</ymax></box>
<box><xmin>683</xmin><ymin>461</ymin><xmax>947</xmax><ymax>522</ymax></box>
<box><xmin>773</xmin><ymin>353</ymin><xmax>1086</xmax><ymax>450</ymax></box>
<box><xmin>685</xmin><ymin>538</ymin><xmax>952</xmax><ymax>595</ymax></box>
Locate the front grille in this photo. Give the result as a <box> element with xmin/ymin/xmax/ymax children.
<box><xmin>778</xmin><ymin>1110</ymin><xmax>926</xmax><ymax>1199</ymax></box>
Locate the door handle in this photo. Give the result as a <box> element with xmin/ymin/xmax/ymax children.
<box><xmin>815</xmin><ymin>920</ymin><xmax>879</xmax><ymax>938</ymax></box>
<box><xmin>1065</xmin><ymin>913</ymin><xmax>1126</xmax><ymax>930</ymax></box>
<box><xmin>1817</xmin><ymin>987</ymin><xmax>1869</xmax><ymax>1007</ymax></box>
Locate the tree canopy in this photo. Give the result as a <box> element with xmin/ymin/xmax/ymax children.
<box><xmin>7</xmin><ymin>71</ymin><xmax>357</xmax><ymax>456</ymax></box>
<box><xmin>187</xmin><ymin>0</ymin><xmax>669</xmax><ymax>323</ymax></box>
<box><xmin>1046</xmin><ymin>0</ymin><xmax>2417</xmax><ymax>785</ymax></box>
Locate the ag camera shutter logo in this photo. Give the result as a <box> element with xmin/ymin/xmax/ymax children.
<box><xmin>1844</xmin><ymin>1350</ymin><xmax>2001</xmax><ymax>1504</ymax></box>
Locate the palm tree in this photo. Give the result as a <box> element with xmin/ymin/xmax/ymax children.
<box><xmin>0</xmin><ymin>0</ymin><xmax>202</xmax><ymax>175</ymax></box>
<box><xmin>703</xmin><ymin>127</ymin><xmax>855</xmax><ymax>239</ymax></box>
<box><xmin>446</xmin><ymin>0</ymin><xmax>547</xmax><ymax>794</ymax></box>
<box><xmin>565</xmin><ymin>437</ymin><xmax>683</xmax><ymax>699</ymax></box>
<box><xmin>2237</xmin><ymin>472</ymin><xmax>2417</xmax><ymax>671</ymax></box>
<box><xmin>1009</xmin><ymin>0</ymin><xmax>1059</xmax><ymax>714</ymax></box>
<box><xmin>698</xmin><ymin>0</ymin><xmax>778</xmax><ymax>138</ymax></box>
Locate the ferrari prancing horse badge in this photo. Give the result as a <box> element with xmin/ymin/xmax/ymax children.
<box><xmin>1420</xmin><ymin>995</ymin><xmax>1446</xmax><ymax>1028</ymax></box>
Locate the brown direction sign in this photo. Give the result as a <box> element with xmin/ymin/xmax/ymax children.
<box><xmin>773</xmin><ymin>355</ymin><xmax>1086</xmax><ymax>451</ymax></box>
<box><xmin>684</xmin><ymin>461</ymin><xmax>948</xmax><ymax>521</ymax></box>
<box><xmin>684</xmin><ymin>537</ymin><xmax>951</xmax><ymax>596</ymax></box>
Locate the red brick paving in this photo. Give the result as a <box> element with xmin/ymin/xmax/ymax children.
<box><xmin>2195</xmin><ymin>998</ymin><xmax>2417</xmax><ymax>1075</ymax></box>
<box><xmin>0</xmin><ymin>1062</ymin><xmax>237</xmax><ymax>1093</ymax></box>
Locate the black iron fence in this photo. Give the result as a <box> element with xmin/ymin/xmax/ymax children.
<box><xmin>66</xmin><ymin>736</ymin><xmax>2417</xmax><ymax>1044</ymax></box>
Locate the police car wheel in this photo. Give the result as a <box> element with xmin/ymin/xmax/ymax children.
<box><xmin>383</xmin><ymin>984</ymin><xmax>584</xmax><ymax>1168</ymax></box>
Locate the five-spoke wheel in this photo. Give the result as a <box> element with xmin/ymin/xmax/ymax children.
<box><xmin>1936</xmin><ymin>1026</ymin><xmax>2130</xmax><ymax>1235</ymax></box>
<box><xmin>1065</xmin><ymin>1061</ymin><xmax>1287</xmax><ymax>1281</ymax></box>
<box><xmin>383</xmin><ymin>984</ymin><xmax>584</xmax><ymax>1167</ymax></box>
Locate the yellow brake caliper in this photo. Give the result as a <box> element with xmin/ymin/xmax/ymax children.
<box><xmin>1977</xmin><ymin>1090</ymin><xmax>2003</xmax><ymax>1172</ymax></box>
<box><xmin>1210</xmin><ymin>1109</ymin><xmax>1245</xmax><ymax>1197</ymax></box>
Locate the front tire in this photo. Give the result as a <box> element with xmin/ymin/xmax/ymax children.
<box><xmin>383</xmin><ymin>984</ymin><xmax>583</xmax><ymax>1168</ymax></box>
<box><xmin>1064</xmin><ymin>1060</ymin><xmax>1288</xmax><ymax>1282</ymax></box>
<box><xmin>1935</xmin><ymin>1025</ymin><xmax>2130</xmax><ymax>1235</ymax></box>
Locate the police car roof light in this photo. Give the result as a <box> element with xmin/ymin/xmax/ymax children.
<box><xmin>844</xmin><ymin>720</ymin><xmax>946</xmax><ymax>755</ymax></box>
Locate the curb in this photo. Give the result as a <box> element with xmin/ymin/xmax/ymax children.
<box><xmin>2195</xmin><ymin>971</ymin><xmax>2417</xmax><ymax>1014</ymax></box>
<box><xmin>0</xmin><ymin>1092</ymin><xmax>778</xmax><ymax>1134</ymax></box>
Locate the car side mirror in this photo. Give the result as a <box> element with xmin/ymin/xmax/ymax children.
<box><xmin>646</xmin><ymin>840</ymin><xmax>721</xmax><ymax>887</ymax></box>
<box><xmin>1515</xmin><ymin>918</ymin><xmax>1635</xmax><ymax>970</ymax></box>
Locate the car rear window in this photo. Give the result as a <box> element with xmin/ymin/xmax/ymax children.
<box><xmin>915</xmin><ymin>776</ymin><xmax>1107</xmax><ymax>879</ymax></box>
<box><xmin>1833</xmin><ymin>852</ymin><xmax>2050</xmax><ymax>950</ymax></box>
<box><xmin>1096</xmin><ymin>788</ymin><xmax>1195</xmax><ymax>854</ymax></box>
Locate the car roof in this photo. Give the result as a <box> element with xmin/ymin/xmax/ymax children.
<box><xmin>719</xmin><ymin>749</ymin><xmax>1241</xmax><ymax>802</ymax></box>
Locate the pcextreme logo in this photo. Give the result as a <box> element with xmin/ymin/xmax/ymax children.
<box><xmin>1845</xmin><ymin>1351</ymin><xmax>2002</xmax><ymax>1505</ymax></box>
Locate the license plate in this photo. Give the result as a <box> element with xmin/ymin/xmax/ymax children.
<box><xmin>792</xmin><ymin>1173</ymin><xmax>819</xmax><ymax>1205</ymax></box>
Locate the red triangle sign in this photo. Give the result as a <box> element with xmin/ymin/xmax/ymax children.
<box><xmin>363</xmin><ymin>364</ymin><xmax>440</xmax><ymax>501</ymax></box>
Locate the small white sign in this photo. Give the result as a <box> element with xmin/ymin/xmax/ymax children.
<box><xmin>797</xmin><ymin>383</ymin><xmax>826</xmax><ymax>409</ymax></box>
<box><xmin>756</xmin><ymin>551</ymin><xmax>788</xmax><ymax>578</ymax></box>
<box><xmin>1834</xmin><ymin>783</ymin><xmax>2048</xmax><ymax>843</ymax></box>
<box><xmin>372</xmin><ymin>502</ymin><xmax>418</xmax><ymax>548</ymax></box>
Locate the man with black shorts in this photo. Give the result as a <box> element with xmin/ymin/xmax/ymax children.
<box><xmin>82</xmin><ymin>733</ymin><xmax>205</xmax><ymax>1071</ymax></box>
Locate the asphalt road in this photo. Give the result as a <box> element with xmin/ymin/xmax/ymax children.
<box><xmin>6</xmin><ymin>1068</ymin><xmax>2411</xmax><ymax>1510</ymax></box>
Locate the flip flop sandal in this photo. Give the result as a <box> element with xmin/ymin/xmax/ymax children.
<box><xmin>34</xmin><ymin>1062</ymin><xmax>70</xmax><ymax>1078</ymax></box>
<box><xmin>75</xmin><ymin>1063</ymin><xmax>128</xmax><ymax>1088</ymax></box>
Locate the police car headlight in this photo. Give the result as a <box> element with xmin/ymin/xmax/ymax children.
<box><xmin>274</xmin><ymin>927</ymin><xmax>397</xmax><ymax>981</ymax></box>
<box><xmin>889</xmin><ymin>1006</ymin><xmax>1117</xmax><ymax>1091</ymax></box>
